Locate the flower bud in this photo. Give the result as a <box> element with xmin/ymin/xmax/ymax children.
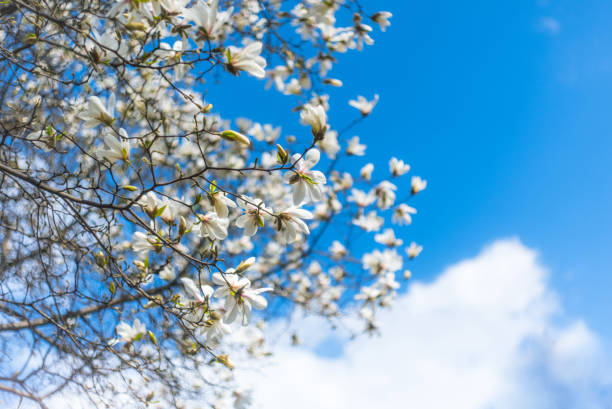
<box><xmin>323</xmin><ymin>78</ymin><xmax>343</xmax><ymax>87</ymax></box>
<box><xmin>276</xmin><ymin>144</ymin><xmax>288</xmax><ymax>164</ymax></box>
<box><xmin>94</xmin><ymin>251</ymin><xmax>107</xmax><ymax>267</ymax></box>
<box><xmin>125</xmin><ymin>22</ymin><xmax>147</xmax><ymax>32</ymax></box>
<box><xmin>220</xmin><ymin>130</ymin><xmax>251</xmax><ymax>146</ymax></box>
<box><xmin>178</xmin><ymin>216</ymin><xmax>188</xmax><ymax>237</ymax></box>
<box><xmin>235</xmin><ymin>257</ymin><xmax>256</xmax><ymax>274</ymax></box>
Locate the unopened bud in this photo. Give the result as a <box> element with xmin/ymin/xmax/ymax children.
<box><xmin>235</xmin><ymin>257</ymin><xmax>256</xmax><ymax>274</ymax></box>
<box><xmin>125</xmin><ymin>22</ymin><xmax>148</xmax><ymax>32</ymax></box>
<box><xmin>220</xmin><ymin>130</ymin><xmax>251</xmax><ymax>146</ymax></box>
<box><xmin>178</xmin><ymin>216</ymin><xmax>188</xmax><ymax>236</ymax></box>
<box><xmin>323</xmin><ymin>78</ymin><xmax>343</xmax><ymax>87</ymax></box>
<box><xmin>134</xmin><ymin>260</ymin><xmax>146</xmax><ymax>270</ymax></box>
<box><xmin>94</xmin><ymin>251</ymin><xmax>107</xmax><ymax>267</ymax></box>
<box><xmin>276</xmin><ymin>144</ymin><xmax>288</xmax><ymax>164</ymax></box>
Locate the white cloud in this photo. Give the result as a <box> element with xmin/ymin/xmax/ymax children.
<box><xmin>250</xmin><ymin>239</ymin><xmax>612</xmax><ymax>409</ymax></box>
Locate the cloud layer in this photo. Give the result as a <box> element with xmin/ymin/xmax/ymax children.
<box><xmin>251</xmin><ymin>239</ymin><xmax>612</xmax><ymax>409</ymax></box>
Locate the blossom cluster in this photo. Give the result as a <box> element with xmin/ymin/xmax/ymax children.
<box><xmin>0</xmin><ymin>0</ymin><xmax>427</xmax><ymax>408</ymax></box>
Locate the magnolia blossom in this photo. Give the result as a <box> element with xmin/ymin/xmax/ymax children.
<box><xmin>115</xmin><ymin>319</ymin><xmax>146</xmax><ymax>343</ymax></box>
<box><xmin>185</xmin><ymin>0</ymin><xmax>232</xmax><ymax>42</ymax></box>
<box><xmin>372</xmin><ymin>11</ymin><xmax>393</xmax><ymax>32</ymax></box>
<box><xmin>300</xmin><ymin>103</ymin><xmax>328</xmax><ymax>136</ymax></box>
<box><xmin>132</xmin><ymin>231</ymin><xmax>159</xmax><ymax>255</ymax></box>
<box><xmin>362</xmin><ymin>249</ymin><xmax>403</xmax><ymax>274</ymax></box>
<box><xmin>374</xmin><ymin>228</ymin><xmax>403</xmax><ymax>247</ymax></box>
<box><xmin>235</xmin><ymin>196</ymin><xmax>271</xmax><ymax>236</ymax></box>
<box><xmin>208</xmin><ymin>191</ymin><xmax>237</xmax><ymax>218</ymax></box>
<box><xmin>389</xmin><ymin>157</ymin><xmax>410</xmax><ymax>176</ymax></box>
<box><xmin>355</xmin><ymin>286</ymin><xmax>381</xmax><ymax>302</ymax></box>
<box><xmin>200</xmin><ymin>311</ymin><xmax>232</xmax><ymax>341</ymax></box>
<box><xmin>374</xmin><ymin>181</ymin><xmax>397</xmax><ymax>210</ymax></box>
<box><xmin>392</xmin><ymin>203</ymin><xmax>417</xmax><ymax>225</ymax></box>
<box><xmin>225</xmin><ymin>42</ymin><xmax>267</xmax><ymax>78</ymax></box>
<box><xmin>159</xmin><ymin>40</ymin><xmax>187</xmax><ymax>79</ymax></box>
<box><xmin>318</xmin><ymin>129</ymin><xmax>340</xmax><ymax>158</ymax></box>
<box><xmin>181</xmin><ymin>277</ymin><xmax>214</xmax><ymax>304</ymax></box>
<box><xmin>159</xmin><ymin>265</ymin><xmax>176</xmax><ymax>281</ymax></box>
<box><xmin>80</xmin><ymin>94</ymin><xmax>115</xmax><ymax>127</ymax></box>
<box><xmin>360</xmin><ymin>163</ymin><xmax>374</xmax><ymax>180</ymax></box>
<box><xmin>329</xmin><ymin>240</ymin><xmax>347</xmax><ymax>260</ymax></box>
<box><xmin>97</xmin><ymin>128</ymin><xmax>131</xmax><ymax>164</ymax></box>
<box><xmin>285</xmin><ymin>149</ymin><xmax>326</xmax><ymax>205</ymax></box>
<box><xmin>380</xmin><ymin>271</ymin><xmax>400</xmax><ymax>291</ymax></box>
<box><xmin>276</xmin><ymin>206</ymin><xmax>313</xmax><ymax>244</ymax></box>
<box><xmin>353</xmin><ymin>210</ymin><xmax>384</xmax><ymax>232</ymax></box>
<box><xmin>347</xmin><ymin>136</ymin><xmax>366</xmax><ymax>156</ymax></box>
<box><xmin>349</xmin><ymin>94</ymin><xmax>379</xmax><ymax>116</ymax></box>
<box><xmin>406</xmin><ymin>242</ymin><xmax>423</xmax><ymax>259</ymax></box>
<box><xmin>212</xmin><ymin>272</ymin><xmax>272</xmax><ymax>325</ymax></box>
<box><xmin>138</xmin><ymin>192</ymin><xmax>164</xmax><ymax>219</ymax></box>
<box><xmin>198</xmin><ymin>212</ymin><xmax>229</xmax><ymax>240</ymax></box>
<box><xmin>411</xmin><ymin>176</ymin><xmax>428</xmax><ymax>194</ymax></box>
<box><xmin>348</xmin><ymin>188</ymin><xmax>376</xmax><ymax>207</ymax></box>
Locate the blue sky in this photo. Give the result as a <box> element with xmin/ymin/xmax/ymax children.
<box><xmin>211</xmin><ymin>0</ymin><xmax>612</xmax><ymax>340</ymax></box>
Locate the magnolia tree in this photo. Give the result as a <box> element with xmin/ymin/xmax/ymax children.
<box><xmin>0</xmin><ymin>1</ymin><xmax>426</xmax><ymax>407</ymax></box>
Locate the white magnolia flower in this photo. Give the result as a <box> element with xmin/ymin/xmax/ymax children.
<box><xmin>347</xmin><ymin>136</ymin><xmax>366</xmax><ymax>156</ymax></box>
<box><xmin>89</xmin><ymin>28</ymin><xmax>129</xmax><ymax>60</ymax></box>
<box><xmin>277</xmin><ymin>206</ymin><xmax>313</xmax><ymax>244</ymax></box>
<box><xmin>159</xmin><ymin>265</ymin><xmax>176</xmax><ymax>281</ymax></box>
<box><xmin>181</xmin><ymin>277</ymin><xmax>214</xmax><ymax>304</ymax></box>
<box><xmin>392</xmin><ymin>204</ymin><xmax>417</xmax><ymax>225</ymax></box>
<box><xmin>235</xmin><ymin>196</ymin><xmax>271</xmax><ymax>236</ymax></box>
<box><xmin>138</xmin><ymin>192</ymin><xmax>165</xmax><ymax>219</ymax></box>
<box><xmin>201</xmin><ymin>311</ymin><xmax>232</xmax><ymax>341</ymax></box>
<box><xmin>159</xmin><ymin>40</ymin><xmax>187</xmax><ymax>79</ymax></box>
<box><xmin>374</xmin><ymin>228</ymin><xmax>403</xmax><ymax>247</ymax></box>
<box><xmin>349</xmin><ymin>94</ymin><xmax>379</xmax><ymax>116</ymax></box>
<box><xmin>116</xmin><ymin>319</ymin><xmax>146</xmax><ymax>343</ymax></box>
<box><xmin>355</xmin><ymin>286</ymin><xmax>381</xmax><ymax>301</ymax></box>
<box><xmin>97</xmin><ymin>128</ymin><xmax>131</xmax><ymax>164</ymax></box>
<box><xmin>411</xmin><ymin>176</ymin><xmax>428</xmax><ymax>194</ymax></box>
<box><xmin>380</xmin><ymin>272</ymin><xmax>400</xmax><ymax>290</ymax></box>
<box><xmin>225</xmin><ymin>41</ymin><xmax>267</xmax><ymax>78</ymax></box>
<box><xmin>389</xmin><ymin>157</ymin><xmax>410</xmax><ymax>176</ymax></box>
<box><xmin>248</xmin><ymin>123</ymin><xmax>281</xmax><ymax>142</ymax></box>
<box><xmin>375</xmin><ymin>181</ymin><xmax>397</xmax><ymax>210</ymax></box>
<box><xmin>198</xmin><ymin>212</ymin><xmax>229</xmax><ymax>240</ymax></box>
<box><xmin>185</xmin><ymin>0</ymin><xmax>232</xmax><ymax>42</ymax></box>
<box><xmin>406</xmin><ymin>242</ymin><xmax>423</xmax><ymax>259</ymax></box>
<box><xmin>360</xmin><ymin>163</ymin><xmax>374</xmax><ymax>180</ymax></box>
<box><xmin>207</xmin><ymin>190</ymin><xmax>237</xmax><ymax>218</ymax></box>
<box><xmin>132</xmin><ymin>231</ymin><xmax>159</xmax><ymax>254</ymax></box>
<box><xmin>80</xmin><ymin>94</ymin><xmax>115</xmax><ymax>127</ymax></box>
<box><xmin>362</xmin><ymin>249</ymin><xmax>403</xmax><ymax>274</ymax></box>
<box><xmin>372</xmin><ymin>11</ymin><xmax>393</xmax><ymax>32</ymax></box>
<box><xmin>348</xmin><ymin>188</ymin><xmax>376</xmax><ymax>207</ymax></box>
<box><xmin>352</xmin><ymin>210</ymin><xmax>384</xmax><ymax>232</ymax></box>
<box><xmin>300</xmin><ymin>103</ymin><xmax>328</xmax><ymax>136</ymax></box>
<box><xmin>285</xmin><ymin>149</ymin><xmax>326</xmax><ymax>205</ymax></box>
<box><xmin>212</xmin><ymin>272</ymin><xmax>272</xmax><ymax>325</ymax></box>
<box><xmin>329</xmin><ymin>240</ymin><xmax>347</xmax><ymax>260</ymax></box>
<box><xmin>318</xmin><ymin>129</ymin><xmax>340</xmax><ymax>158</ymax></box>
